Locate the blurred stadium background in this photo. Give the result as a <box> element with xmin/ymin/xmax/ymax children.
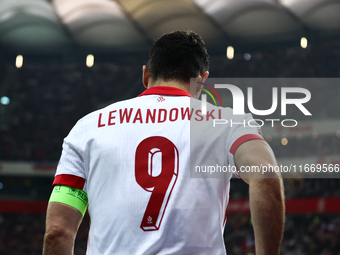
<box><xmin>0</xmin><ymin>0</ymin><xmax>340</xmax><ymax>254</ymax></box>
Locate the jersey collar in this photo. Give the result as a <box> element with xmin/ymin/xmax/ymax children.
<box><xmin>138</xmin><ymin>86</ymin><xmax>191</xmax><ymax>97</ymax></box>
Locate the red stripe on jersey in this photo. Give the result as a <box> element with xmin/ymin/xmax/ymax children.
<box><xmin>229</xmin><ymin>134</ymin><xmax>264</xmax><ymax>155</ymax></box>
<box><xmin>52</xmin><ymin>174</ymin><xmax>86</xmax><ymax>189</ymax></box>
<box><xmin>138</xmin><ymin>86</ymin><xmax>191</xmax><ymax>97</ymax></box>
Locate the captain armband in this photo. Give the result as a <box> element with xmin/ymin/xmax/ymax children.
<box><xmin>49</xmin><ymin>185</ymin><xmax>88</xmax><ymax>217</ymax></box>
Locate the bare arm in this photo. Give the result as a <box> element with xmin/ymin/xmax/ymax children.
<box><xmin>43</xmin><ymin>202</ymin><xmax>83</xmax><ymax>255</ymax></box>
<box><xmin>234</xmin><ymin>139</ymin><xmax>285</xmax><ymax>255</ymax></box>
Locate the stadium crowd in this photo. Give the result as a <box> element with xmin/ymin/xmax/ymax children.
<box><xmin>0</xmin><ymin>60</ymin><xmax>143</xmax><ymax>161</ymax></box>
<box><xmin>270</xmin><ymin>134</ymin><xmax>340</xmax><ymax>159</ymax></box>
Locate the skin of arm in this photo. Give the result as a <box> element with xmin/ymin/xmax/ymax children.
<box><xmin>43</xmin><ymin>202</ymin><xmax>83</xmax><ymax>255</ymax></box>
<box><xmin>234</xmin><ymin>139</ymin><xmax>285</xmax><ymax>255</ymax></box>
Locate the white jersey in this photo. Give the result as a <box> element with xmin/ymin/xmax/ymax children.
<box><xmin>53</xmin><ymin>86</ymin><xmax>263</xmax><ymax>255</ymax></box>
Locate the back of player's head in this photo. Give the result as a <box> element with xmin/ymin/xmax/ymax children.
<box><xmin>147</xmin><ymin>30</ymin><xmax>209</xmax><ymax>84</ymax></box>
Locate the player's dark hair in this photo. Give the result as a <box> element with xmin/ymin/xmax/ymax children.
<box><xmin>147</xmin><ymin>30</ymin><xmax>209</xmax><ymax>83</ymax></box>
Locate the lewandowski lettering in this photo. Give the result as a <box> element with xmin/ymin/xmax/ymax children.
<box><xmin>97</xmin><ymin>107</ymin><xmax>222</xmax><ymax>127</ymax></box>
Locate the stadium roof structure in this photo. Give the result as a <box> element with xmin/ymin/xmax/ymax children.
<box><xmin>0</xmin><ymin>0</ymin><xmax>340</xmax><ymax>54</ymax></box>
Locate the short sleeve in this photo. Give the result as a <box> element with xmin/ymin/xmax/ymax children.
<box><xmin>226</xmin><ymin>113</ymin><xmax>264</xmax><ymax>178</ymax></box>
<box><xmin>52</xmin><ymin>120</ymin><xmax>87</xmax><ymax>190</ymax></box>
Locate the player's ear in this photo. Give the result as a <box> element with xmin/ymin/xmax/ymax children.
<box><xmin>196</xmin><ymin>71</ymin><xmax>209</xmax><ymax>83</ymax></box>
<box><xmin>201</xmin><ymin>71</ymin><xmax>209</xmax><ymax>82</ymax></box>
<box><xmin>192</xmin><ymin>71</ymin><xmax>209</xmax><ymax>98</ymax></box>
<box><xmin>142</xmin><ymin>65</ymin><xmax>149</xmax><ymax>89</ymax></box>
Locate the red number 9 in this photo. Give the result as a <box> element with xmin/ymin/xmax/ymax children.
<box><xmin>135</xmin><ymin>136</ymin><xmax>179</xmax><ymax>231</ymax></box>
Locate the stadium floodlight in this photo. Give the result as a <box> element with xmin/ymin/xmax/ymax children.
<box><xmin>226</xmin><ymin>46</ymin><xmax>234</xmax><ymax>59</ymax></box>
<box><xmin>0</xmin><ymin>96</ymin><xmax>10</xmax><ymax>105</ymax></box>
<box><xmin>301</xmin><ymin>37</ymin><xmax>308</xmax><ymax>49</ymax></box>
<box><xmin>16</xmin><ymin>55</ymin><xmax>23</xmax><ymax>68</ymax></box>
<box><xmin>244</xmin><ymin>53</ymin><xmax>251</xmax><ymax>60</ymax></box>
<box><xmin>86</xmin><ymin>54</ymin><xmax>94</xmax><ymax>67</ymax></box>
<box><xmin>281</xmin><ymin>138</ymin><xmax>288</xmax><ymax>146</ymax></box>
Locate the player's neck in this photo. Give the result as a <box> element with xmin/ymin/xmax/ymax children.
<box><xmin>148</xmin><ymin>80</ymin><xmax>190</xmax><ymax>94</ymax></box>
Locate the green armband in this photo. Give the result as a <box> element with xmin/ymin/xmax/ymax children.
<box><xmin>49</xmin><ymin>185</ymin><xmax>88</xmax><ymax>217</ymax></box>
